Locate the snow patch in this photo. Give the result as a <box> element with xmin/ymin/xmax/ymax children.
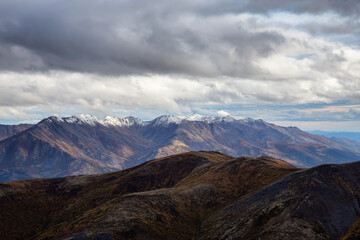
<box><xmin>184</xmin><ymin>114</ymin><xmax>236</xmax><ymax>123</ymax></box>
<box><xmin>151</xmin><ymin>115</ymin><xmax>182</xmax><ymax>126</ymax></box>
<box><xmin>239</xmin><ymin>117</ymin><xmax>265</xmax><ymax>124</ymax></box>
<box><xmin>63</xmin><ymin>114</ymin><xmax>101</xmax><ymax>126</ymax></box>
<box><xmin>59</xmin><ymin>114</ymin><xmax>146</xmax><ymax>127</ymax></box>
<box><xmin>103</xmin><ymin>116</ymin><xmax>146</xmax><ymax>127</ymax></box>
<box><xmin>48</xmin><ymin>114</ymin><xmax>264</xmax><ymax>127</ymax></box>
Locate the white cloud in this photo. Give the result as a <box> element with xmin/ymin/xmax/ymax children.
<box><xmin>0</xmin><ymin>0</ymin><xmax>359</xmax><ymax>129</ymax></box>
<box><xmin>217</xmin><ymin>110</ymin><xmax>230</xmax><ymax>116</ymax></box>
<box><xmin>0</xmin><ymin>70</ymin><xmax>358</xmax><ymax>120</ymax></box>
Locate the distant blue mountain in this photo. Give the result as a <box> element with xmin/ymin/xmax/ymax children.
<box><xmin>308</xmin><ymin>131</ymin><xmax>360</xmax><ymax>142</ymax></box>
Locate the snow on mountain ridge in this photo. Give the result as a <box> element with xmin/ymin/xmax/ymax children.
<box><xmin>184</xmin><ymin>114</ymin><xmax>215</xmax><ymax>122</ymax></box>
<box><xmin>63</xmin><ymin>114</ymin><xmax>100</xmax><ymax>126</ymax></box>
<box><xmin>151</xmin><ymin>115</ymin><xmax>182</xmax><ymax>126</ymax></box>
<box><xmin>183</xmin><ymin>114</ymin><xmax>236</xmax><ymax>123</ymax></box>
<box><xmin>102</xmin><ymin>116</ymin><xmax>145</xmax><ymax>127</ymax></box>
<box><xmin>47</xmin><ymin>114</ymin><xmax>263</xmax><ymax>127</ymax></box>
<box><xmin>239</xmin><ymin>117</ymin><xmax>264</xmax><ymax>123</ymax></box>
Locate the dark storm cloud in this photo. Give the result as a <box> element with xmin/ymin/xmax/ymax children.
<box><xmin>1</xmin><ymin>0</ymin><xmax>358</xmax><ymax>76</ymax></box>
<box><xmin>243</xmin><ymin>0</ymin><xmax>360</xmax><ymax>16</ymax></box>
<box><xmin>0</xmin><ymin>0</ymin><xmax>288</xmax><ymax>76</ymax></box>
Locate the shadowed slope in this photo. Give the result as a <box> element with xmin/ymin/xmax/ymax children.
<box><xmin>0</xmin><ymin>117</ymin><xmax>151</xmax><ymax>181</ymax></box>
<box><xmin>0</xmin><ymin>151</ymin><xmax>298</xmax><ymax>240</ymax></box>
<box><xmin>1</xmin><ymin>151</ymin><xmax>359</xmax><ymax>239</ymax></box>
<box><xmin>343</xmin><ymin>218</ymin><xmax>360</xmax><ymax>239</ymax></box>
<box><xmin>200</xmin><ymin>161</ymin><xmax>360</xmax><ymax>240</ymax></box>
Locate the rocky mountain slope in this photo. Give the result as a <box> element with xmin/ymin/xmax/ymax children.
<box><xmin>0</xmin><ymin>123</ymin><xmax>33</xmax><ymax>140</ymax></box>
<box><xmin>0</xmin><ymin>151</ymin><xmax>359</xmax><ymax>240</ymax></box>
<box><xmin>0</xmin><ymin>114</ymin><xmax>359</xmax><ymax>181</ymax></box>
<box><xmin>200</xmin><ymin>160</ymin><xmax>360</xmax><ymax>240</ymax></box>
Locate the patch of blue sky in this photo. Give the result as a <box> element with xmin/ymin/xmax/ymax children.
<box><xmin>287</xmin><ymin>53</ymin><xmax>316</xmax><ymax>60</ymax></box>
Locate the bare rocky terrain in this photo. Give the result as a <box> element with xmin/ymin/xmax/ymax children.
<box><xmin>0</xmin><ymin>151</ymin><xmax>359</xmax><ymax>240</ymax></box>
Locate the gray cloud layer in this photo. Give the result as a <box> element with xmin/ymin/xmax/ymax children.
<box><xmin>0</xmin><ymin>0</ymin><xmax>245</xmax><ymax>75</ymax></box>
<box><xmin>0</xmin><ymin>0</ymin><xmax>359</xmax><ymax>125</ymax></box>
<box><xmin>0</xmin><ymin>0</ymin><xmax>357</xmax><ymax>76</ymax></box>
<box><xmin>243</xmin><ymin>0</ymin><xmax>360</xmax><ymax>15</ymax></box>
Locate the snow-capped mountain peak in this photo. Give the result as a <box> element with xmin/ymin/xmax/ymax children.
<box><xmin>213</xmin><ymin>115</ymin><xmax>236</xmax><ymax>123</ymax></box>
<box><xmin>239</xmin><ymin>117</ymin><xmax>265</xmax><ymax>124</ymax></box>
<box><xmin>184</xmin><ymin>114</ymin><xmax>236</xmax><ymax>123</ymax></box>
<box><xmin>63</xmin><ymin>114</ymin><xmax>101</xmax><ymax>126</ymax></box>
<box><xmin>52</xmin><ymin>114</ymin><xmax>146</xmax><ymax>127</ymax></box>
<box><xmin>102</xmin><ymin>116</ymin><xmax>123</xmax><ymax>126</ymax></box>
<box><xmin>114</xmin><ymin>116</ymin><xmax>145</xmax><ymax>127</ymax></box>
<box><xmin>185</xmin><ymin>114</ymin><xmax>215</xmax><ymax>123</ymax></box>
<box><xmin>45</xmin><ymin>114</ymin><xmax>264</xmax><ymax>127</ymax></box>
<box><xmin>151</xmin><ymin>115</ymin><xmax>182</xmax><ymax>126</ymax></box>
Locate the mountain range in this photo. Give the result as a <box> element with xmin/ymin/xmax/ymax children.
<box><xmin>0</xmin><ymin>151</ymin><xmax>359</xmax><ymax>239</ymax></box>
<box><xmin>0</xmin><ymin>123</ymin><xmax>33</xmax><ymax>141</ymax></box>
<box><xmin>0</xmin><ymin>114</ymin><xmax>359</xmax><ymax>182</ymax></box>
<box><xmin>309</xmin><ymin>130</ymin><xmax>360</xmax><ymax>143</ymax></box>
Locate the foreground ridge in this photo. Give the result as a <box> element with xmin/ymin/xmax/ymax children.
<box><xmin>0</xmin><ymin>151</ymin><xmax>359</xmax><ymax>239</ymax></box>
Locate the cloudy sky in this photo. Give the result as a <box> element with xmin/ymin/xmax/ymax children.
<box><xmin>0</xmin><ymin>0</ymin><xmax>359</xmax><ymax>131</ymax></box>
